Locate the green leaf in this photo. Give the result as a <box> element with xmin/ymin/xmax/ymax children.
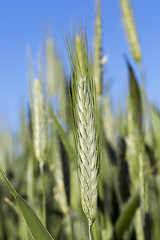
<box><xmin>125</xmin><ymin>57</ymin><xmax>143</xmax><ymax>130</ymax></box>
<box><xmin>49</xmin><ymin>104</ymin><xmax>77</xmax><ymax>168</ymax></box>
<box><xmin>109</xmin><ymin>190</ymin><xmax>139</xmax><ymax>240</ymax></box>
<box><xmin>0</xmin><ymin>168</ymin><xmax>54</xmax><ymax>240</ymax></box>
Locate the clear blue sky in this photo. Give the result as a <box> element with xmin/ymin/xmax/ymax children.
<box><xmin>0</xmin><ymin>0</ymin><xmax>160</xmax><ymax>130</ymax></box>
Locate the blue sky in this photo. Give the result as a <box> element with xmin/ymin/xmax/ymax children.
<box><xmin>0</xmin><ymin>0</ymin><xmax>160</xmax><ymax>130</ymax></box>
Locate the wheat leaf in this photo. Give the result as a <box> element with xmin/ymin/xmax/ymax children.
<box><xmin>0</xmin><ymin>168</ymin><xmax>54</xmax><ymax>240</ymax></box>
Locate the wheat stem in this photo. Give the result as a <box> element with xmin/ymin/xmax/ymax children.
<box><xmin>89</xmin><ymin>221</ymin><xmax>92</xmax><ymax>240</ymax></box>
<box><xmin>40</xmin><ymin>162</ymin><xmax>46</xmax><ymax>227</ymax></box>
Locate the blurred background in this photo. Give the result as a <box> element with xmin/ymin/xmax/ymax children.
<box><xmin>0</xmin><ymin>0</ymin><xmax>160</xmax><ymax>130</ymax></box>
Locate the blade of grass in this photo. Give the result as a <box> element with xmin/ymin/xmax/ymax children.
<box><xmin>0</xmin><ymin>168</ymin><xmax>54</xmax><ymax>240</ymax></box>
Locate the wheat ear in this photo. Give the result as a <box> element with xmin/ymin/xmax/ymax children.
<box><xmin>120</xmin><ymin>0</ymin><xmax>141</xmax><ymax>63</ymax></box>
<box><xmin>32</xmin><ymin>78</ymin><xmax>48</xmax><ymax>226</ymax></box>
<box><xmin>68</xmin><ymin>34</ymin><xmax>99</xmax><ymax>233</ymax></box>
<box><xmin>76</xmin><ymin>74</ymin><xmax>99</xmax><ymax>224</ymax></box>
<box><xmin>32</xmin><ymin>79</ymin><xmax>48</xmax><ymax>165</ymax></box>
<box><xmin>94</xmin><ymin>0</ymin><xmax>102</xmax><ymax>94</ymax></box>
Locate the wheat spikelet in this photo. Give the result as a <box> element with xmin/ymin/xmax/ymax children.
<box><xmin>32</xmin><ymin>79</ymin><xmax>48</xmax><ymax>165</ymax></box>
<box><xmin>120</xmin><ymin>0</ymin><xmax>141</xmax><ymax>63</ymax></box>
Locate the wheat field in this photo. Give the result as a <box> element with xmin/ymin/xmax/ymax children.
<box><xmin>0</xmin><ymin>0</ymin><xmax>159</xmax><ymax>240</ymax></box>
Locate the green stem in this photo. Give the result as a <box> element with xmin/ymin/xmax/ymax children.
<box><xmin>40</xmin><ymin>163</ymin><xmax>46</xmax><ymax>227</ymax></box>
<box><xmin>89</xmin><ymin>221</ymin><xmax>92</xmax><ymax>240</ymax></box>
<box><xmin>27</xmin><ymin>157</ymin><xmax>34</xmax><ymax>206</ymax></box>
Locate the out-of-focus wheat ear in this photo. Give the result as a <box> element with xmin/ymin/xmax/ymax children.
<box><xmin>58</xmin><ymin>61</ymin><xmax>69</xmax><ymax>124</ymax></box>
<box><xmin>46</xmin><ymin>39</ymin><xmax>58</xmax><ymax>96</ymax></box>
<box><xmin>32</xmin><ymin>78</ymin><xmax>48</xmax><ymax>226</ymax></box>
<box><xmin>27</xmin><ymin>47</ymin><xmax>35</xmax><ymax>107</ymax></box>
<box><xmin>150</xmin><ymin>107</ymin><xmax>160</xmax><ymax>165</ymax></box>
<box><xmin>46</xmin><ymin>38</ymin><xmax>69</xmax><ymax>124</ymax></box>
<box><xmin>32</xmin><ymin>79</ymin><xmax>48</xmax><ymax>165</ymax></box>
<box><xmin>0</xmin><ymin>128</ymin><xmax>13</xmax><ymax>173</ymax></box>
<box><xmin>50</xmin><ymin>124</ymin><xmax>69</xmax><ymax>215</ymax></box>
<box><xmin>94</xmin><ymin>0</ymin><xmax>102</xmax><ymax>94</ymax></box>
<box><xmin>102</xmin><ymin>97</ymin><xmax>116</xmax><ymax>146</ymax></box>
<box><xmin>72</xmin><ymin>34</ymin><xmax>99</xmax><ymax>230</ymax></box>
<box><xmin>120</xmin><ymin>0</ymin><xmax>141</xmax><ymax>63</ymax></box>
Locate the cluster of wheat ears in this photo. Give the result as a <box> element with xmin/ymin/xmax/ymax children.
<box><xmin>0</xmin><ymin>0</ymin><xmax>159</xmax><ymax>240</ymax></box>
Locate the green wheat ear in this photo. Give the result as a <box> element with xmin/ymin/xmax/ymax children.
<box><xmin>46</xmin><ymin>39</ymin><xmax>58</xmax><ymax>97</ymax></box>
<box><xmin>120</xmin><ymin>0</ymin><xmax>141</xmax><ymax>63</ymax></box>
<box><xmin>94</xmin><ymin>0</ymin><xmax>102</xmax><ymax>95</ymax></box>
<box><xmin>32</xmin><ymin>79</ymin><xmax>48</xmax><ymax>165</ymax></box>
<box><xmin>66</xmin><ymin>31</ymin><xmax>100</xmax><ymax>233</ymax></box>
<box><xmin>126</xmin><ymin>61</ymin><xmax>150</xmax><ymax>239</ymax></box>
